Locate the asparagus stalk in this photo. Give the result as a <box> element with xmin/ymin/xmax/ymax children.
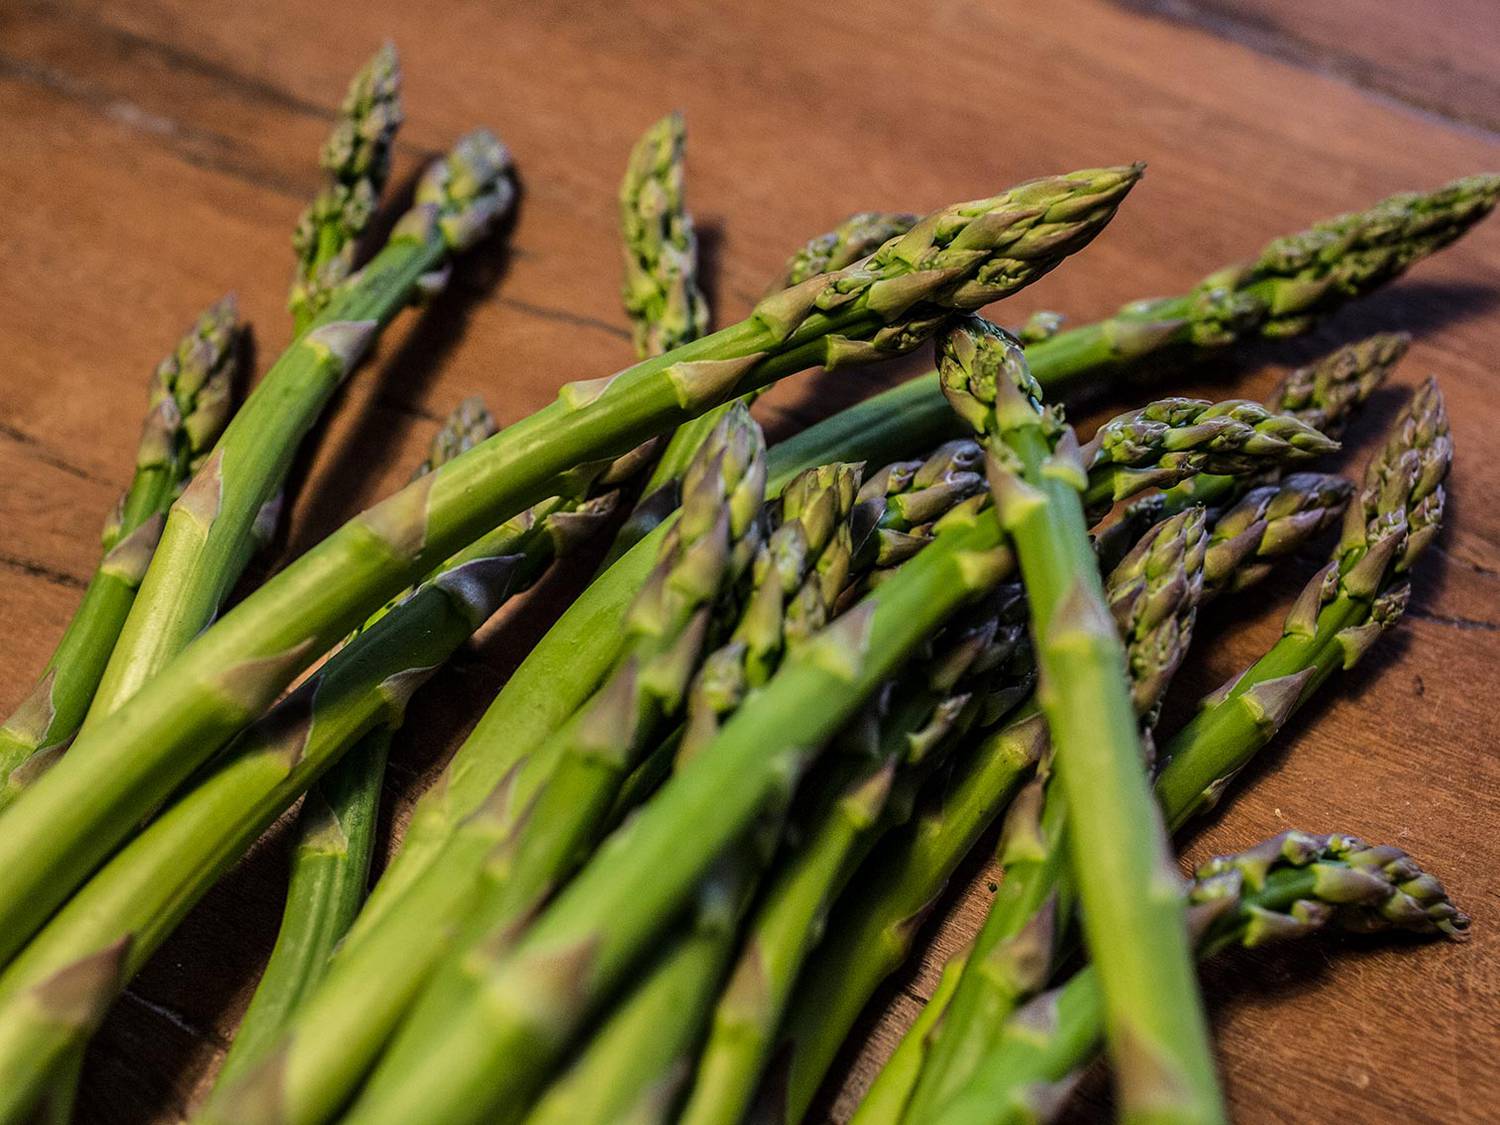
<box><xmin>357</xmin><ymin>183</ymin><xmax>1471</xmax><ymax>936</ymax></box>
<box><xmin>518</xmin><ymin>464</ymin><xmax>866</xmax><ymax>1125</ymax></box>
<box><xmin>862</xmin><ymin>506</ymin><xmax>1207</xmax><ymax>1125</ymax></box>
<box><xmin>929</xmin><ymin>832</ymin><xmax>1468</xmax><ymax>1125</ymax></box>
<box><xmin>938</xmin><ymin>315</ymin><xmax>1223</xmax><ymax>1123</ymax></box>
<box><xmin>202</xmin><ymin>443</ymin><xmax>978</xmax><ymax>1123</ymax></box>
<box><xmin>519</xmin><ymin>828</ymin><xmax>773</xmax><ymax>1125</ymax></box>
<box><xmin>765</xmin><ymin>176</ymin><xmax>1494</xmax><ymax>503</ymax></box>
<box><xmin>0</xmin><ymin>166</ymin><xmax>1134</xmax><ymax>972</ymax></box>
<box><xmin>79</xmin><ymin>129</ymin><xmax>514</xmax><ymax>733</ymax></box>
<box><xmin>0</xmin><ymin>298</ymin><xmax>239</xmax><ymax>805</ymax></box>
<box><xmin>872</xmin><ymin>385</ymin><xmax>1438</xmax><ymax>1123</ymax></box>
<box><xmin>213</xmin><ymin>388</ymin><xmax>1268</xmax><ymax>1124</ymax></box>
<box><xmin>215</xmin><ymin>398</ymin><xmax>499</xmax><ymax>1088</ymax></box>
<box><xmin>289</xmin><ymin>43</ymin><xmax>404</xmax><ymax>333</ymax></box>
<box><xmin>340</xmin><ymin>500</ymin><xmax>1015</xmax><ymax>1125</ymax></box>
<box><xmin>1079</xmin><ymin>396</ymin><xmax>1336</xmax><ymax>517</ymax></box>
<box><xmin>1155</xmin><ymin>377</ymin><xmax>1450</xmax><ymax>829</ymax></box>
<box><xmin>677</xmin><ymin>588</ymin><xmax>1033</xmax><ymax>1125</ymax></box>
<box><xmin>0</xmin><ymin>491</ymin><xmax>610</xmax><ymax>1125</ymax></box>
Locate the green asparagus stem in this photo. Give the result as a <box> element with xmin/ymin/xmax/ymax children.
<box><xmin>768</xmin><ymin>211</ymin><xmax>921</xmax><ymax>292</ymax></box>
<box><xmin>890</xmin><ymin>506</ymin><xmax>1206</xmax><ymax>1125</ymax></box>
<box><xmin>215</xmin><ymin>398</ymin><xmax>499</xmax><ymax>1088</ymax></box>
<box><xmin>876</xmin><ymin>383</ymin><xmax>1435</xmax><ymax>1124</ymax></box>
<box><xmin>0</xmin><ymin>298</ymin><xmax>239</xmax><ymax>806</ymax></box>
<box><xmin>677</xmin><ymin>589</ymin><xmax>1032</xmax><ymax>1125</ymax></box>
<box><xmin>79</xmin><ymin>130</ymin><xmax>514</xmax><ymax>734</ymax></box>
<box><xmin>340</xmin><ymin>500</ymin><xmax>1015</xmax><ymax>1125</ymax></box>
<box><xmin>768</xmin><ymin>177</ymin><xmax>1494</xmax><ymax>506</ymax></box>
<box><xmin>360</xmin><ymin>185</ymin><xmax>1469</xmax><ymax>939</ymax></box>
<box><xmin>378</xmin><ymin>405</ymin><xmax>768</xmax><ymax>1066</ymax></box>
<box><xmin>205</xmin><ymin>442</ymin><xmax>982</xmax><ymax>1123</ymax></box>
<box><xmin>1155</xmin><ymin>377</ymin><xmax>1450</xmax><ymax>829</ymax></box>
<box><xmin>0</xmin><ymin>166</ymin><xmax>1132</xmax><ymax>975</ymax></box>
<box><xmin>0</xmin><ymin>495</ymin><xmax>604</xmax><ymax>1125</ymax></box>
<box><xmin>519</xmin><ymin>463</ymin><xmax>864</xmax><ymax>1125</ymax></box>
<box><xmin>289</xmin><ymin>43</ymin><xmax>404</xmax><ymax>333</ymax></box>
<box><xmin>519</xmin><ymin>830</ymin><xmax>771</xmax><ymax>1125</ymax></box>
<box><xmin>928</xmin><ymin>832</ymin><xmax>1468</xmax><ymax>1125</ymax></box>
<box><xmin>852</xmin><ymin>949</ymin><xmax>969</xmax><ymax>1125</ymax></box>
<box><xmin>937</xmin><ymin>315</ymin><xmax>1223</xmax><ymax>1124</ymax></box>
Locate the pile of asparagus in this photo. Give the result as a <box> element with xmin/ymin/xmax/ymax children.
<box><xmin>0</xmin><ymin>44</ymin><xmax>1489</xmax><ymax>1125</ymax></box>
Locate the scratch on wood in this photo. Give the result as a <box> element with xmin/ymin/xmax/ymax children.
<box><xmin>496</xmin><ymin>295</ymin><xmax>633</xmax><ymax>341</ymax></box>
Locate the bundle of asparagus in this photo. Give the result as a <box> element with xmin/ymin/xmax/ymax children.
<box><xmin>0</xmin><ymin>41</ymin><xmax>1491</xmax><ymax>1125</ymax></box>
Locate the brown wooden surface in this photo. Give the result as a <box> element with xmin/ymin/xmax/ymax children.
<box><xmin>2</xmin><ymin>0</ymin><xmax>1498</xmax><ymax>1121</ymax></box>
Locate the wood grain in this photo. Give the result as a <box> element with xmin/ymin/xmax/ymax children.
<box><xmin>1</xmin><ymin>0</ymin><xmax>1498</xmax><ymax>1120</ymax></box>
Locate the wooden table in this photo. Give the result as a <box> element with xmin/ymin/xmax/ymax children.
<box><xmin>2</xmin><ymin>1</ymin><xmax>1497</xmax><ymax>1120</ymax></box>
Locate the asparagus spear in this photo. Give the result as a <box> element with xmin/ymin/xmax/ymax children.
<box><xmin>0</xmin><ymin>489</ymin><xmax>612</xmax><ymax>1125</ymax></box>
<box><xmin>518</xmin><ymin>464</ymin><xmax>862</xmax><ymax>1125</ymax></box>
<box><xmin>79</xmin><ymin>129</ymin><xmax>514</xmax><ymax>733</ymax></box>
<box><xmin>764</xmin><ymin>175</ymin><xmax>1494</xmax><ymax>496</ymax></box>
<box><xmin>360</xmin><ymin>183</ymin><xmax>1471</xmax><ymax>940</ymax></box>
<box><xmin>1079</xmin><ymin>396</ymin><xmax>1336</xmax><ymax>517</ymax></box>
<box><xmin>289</xmin><ymin>43</ymin><xmax>404</xmax><ymax>333</ymax></box>
<box><xmin>857</xmin><ymin>506</ymin><xmax>1208</xmax><ymax>1125</ymax></box>
<box><xmin>0</xmin><ymin>166</ymin><xmax>1135</xmax><ymax>971</ymax></box>
<box><xmin>677</xmin><ymin>588</ymin><xmax>1033</xmax><ymax>1125</ymax></box>
<box><xmin>215</xmin><ymin>398</ymin><xmax>499</xmax><ymax>1088</ymax></box>
<box><xmin>338</xmin><ymin>498</ymin><xmax>1015</xmax><ymax>1125</ymax></box>
<box><xmin>0</xmin><ymin>298</ymin><xmax>239</xmax><ymax>806</ymax></box>
<box><xmin>1155</xmin><ymin>377</ymin><xmax>1450</xmax><ymax>829</ymax></box>
<box><xmin>872</xmin><ymin>384</ymin><xmax>1439</xmax><ymax>1123</ymax></box>
<box><xmin>201</xmin><ymin>445</ymin><xmax>980</xmax><ymax>1124</ymax></box>
<box><xmin>938</xmin><ymin>315</ymin><xmax>1223</xmax><ymax>1124</ymax></box>
<box><xmin>929</xmin><ymin>831</ymin><xmax>1467</xmax><ymax>1125</ymax></box>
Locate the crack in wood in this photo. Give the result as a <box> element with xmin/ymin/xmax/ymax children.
<box><xmin>0</xmin><ymin>420</ymin><xmax>113</xmax><ymax>486</ymax></box>
<box><xmin>1406</xmin><ymin>607</ymin><xmax>1500</xmax><ymax>634</ymax></box>
<box><xmin>0</xmin><ymin>552</ymin><xmax>89</xmax><ymax>591</ymax></box>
